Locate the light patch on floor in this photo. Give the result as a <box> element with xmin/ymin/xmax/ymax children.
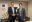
<box><xmin>15</xmin><ymin>20</ymin><xmax>18</xmax><ymax>22</ymax></box>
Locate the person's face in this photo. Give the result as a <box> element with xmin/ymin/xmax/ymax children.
<box><xmin>19</xmin><ymin>4</ymin><xmax>22</xmax><ymax>8</ymax></box>
<box><xmin>11</xmin><ymin>2</ymin><xmax>14</xmax><ymax>6</ymax></box>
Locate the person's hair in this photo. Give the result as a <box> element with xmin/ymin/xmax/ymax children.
<box><xmin>19</xmin><ymin>3</ymin><xmax>22</xmax><ymax>6</ymax></box>
<box><xmin>11</xmin><ymin>2</ymin><xmax>14</xmax><ymax>3</ymax></box>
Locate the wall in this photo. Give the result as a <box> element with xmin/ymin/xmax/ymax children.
<box><xmin>23</xmin><ymin>2</ymin><xmax>28</xmax><ymax>16</ymax></box>
<box><xmin>0</xmin><ymin>1</ymin><xmax>28</xmax><ymax>19</ymax></box>
<box><xmin>0</xmin><ymin>1</ymin><xmax>8</xmax><ymax>19</ymax></box>
<box><xmin>28</xmin><ymin>0</ymin><xmax>32</xmax><ymax>21</ymax></box>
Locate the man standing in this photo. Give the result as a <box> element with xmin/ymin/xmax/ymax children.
<box><xmin>8</xmin><ymin>2</ymin><xmax>17</xmax><ymax>22</ymax></box>
<box><xmin>17</xmin><ymin>3</ymin><xmax>26</xmax><ymax>22</ymax></box>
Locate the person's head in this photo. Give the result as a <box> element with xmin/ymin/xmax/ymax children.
<box><xmin>19</xmin><ymin>3</ymin><xmax>23</xmax><ymax>8</ymax></box>
<box><xmin>11</xmin><ymin>2</ymin><xmax>14</xmax><ymax>7</ymax></box>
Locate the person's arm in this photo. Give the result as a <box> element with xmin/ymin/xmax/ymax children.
<box><xmin>23</xmin><ymin>8</ymin><xmax>26</xmax><ymax>18</ymax></box>
<box><xmin>17</xmin><ymin>9</ymin><xmax>19</xmax><ymax>16</ymax></box>
<box><xmin>15</xmin><ymin>7</ymin><xmax>18</xmax><ymax>16</ymax></box>
<box><xmin>23</xmin><ymin>8</ymin><xmax>26</xmax><ymax>21</ymax></box>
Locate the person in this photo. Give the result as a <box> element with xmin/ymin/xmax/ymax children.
<box><xmin>17</xmin><ymin>3</ymin><xmax>26</xmax><ymax>22</ymax></box>
<box><xmin>8</xmin><ymin>2</ymin><xmax>17</xmax><ymax>22</ymax></box>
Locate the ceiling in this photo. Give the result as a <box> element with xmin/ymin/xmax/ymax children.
<box><xmin>0</xmin><ymin>0</ymin><xmax>29</xmax><ymax>1</ymax></box>
<box><xmin>0</xmin><ymin>0</ymin><xmax>30</xmax><ymax>2</ymax></box>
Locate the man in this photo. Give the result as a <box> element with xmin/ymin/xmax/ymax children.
<box><xmin>8</xmin><ymin>2</ymin><xmax>17</xmax><ymax>22</ymax></box>
<box><xmin>17</xmin><ymin>3</ymin><xmax>26</xmax><ymax>22</ymax></box>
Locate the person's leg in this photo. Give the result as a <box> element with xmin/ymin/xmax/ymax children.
<box><xmin>18</xmin><ymin>16</ymin><xmax>24</xmax><ymax>22</ymax></box>
<box><xmin>18</xmin><ymin>18</ymin><xmax>24</xmax><ymax>22</ymax></box>
<box><xmin>12</xmin><ymin>16</ymin><xmax>16</xmax><ymax>22</ymax></box>
<box><xmin>14</xmin><ymin>16</ymin><xmax>16</xmax><ymax>22</ymax></box>
<box><xmin>10</xmin><ymin>20</ymin><xmax>12</xmax><ymax>22</ymax></box>
<box><xmin>9</xmin><ymin>16</ymin><xmax>12</xmax><ymax>22</ymax></box>
<box><xmin>18</xmin><ymin>16</ymin><xmax>19</xmax><ymax>22</ymax></box>
<box><xmin>18</xmin><ymin>18</ymin><xmax>21</xmax><ymax>22</ymax></box>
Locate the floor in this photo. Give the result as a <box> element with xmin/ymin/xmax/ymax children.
<box><xmin>0</xmin><ymin>19</ymin><xmax>18</xmax><ymax>22</ymax></box>
<box><xmin>0</xmin><ymin>20</ymin><xmax>18</xmax><ymax>22</ymax></box>
<box><xmin>15</xmin><ymin>20</ymin><xmax>18</xmax><ymax>22</ymax></box>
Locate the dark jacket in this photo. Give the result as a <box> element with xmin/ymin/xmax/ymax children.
<box><xmin>8</xmin><ymin>7</ymin><xmax>17</xmax><ymax>17</ymax></box>
<box><xmin>17</xmin><ymin>8</ymin><xmax>26</xmax><ymax>19</ymax></box>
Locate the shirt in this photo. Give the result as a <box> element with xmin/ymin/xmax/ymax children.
<box><xmin>12</xmin><ymin>7</ymin><xmax>14</xmax><ymax>14</ymax></box>
<box><xmin>19</xmin><ymin>8</ymin><xmax>22</xmax><ymax>16</ymax></box>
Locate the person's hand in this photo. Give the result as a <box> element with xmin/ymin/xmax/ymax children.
<box><xmin>24</xmin><ymin>19</ymin><xmax>25</xmax><ymax>21</ymax></box>
<box><xmin>12</xmin><ymin>14</ymin><xmax>15</xmax><ymax>16</ymax></box>
<box><xmin>24</xmin><ymin>18</ymin><xmax>26</xmax><ymax>22</ymax></box>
